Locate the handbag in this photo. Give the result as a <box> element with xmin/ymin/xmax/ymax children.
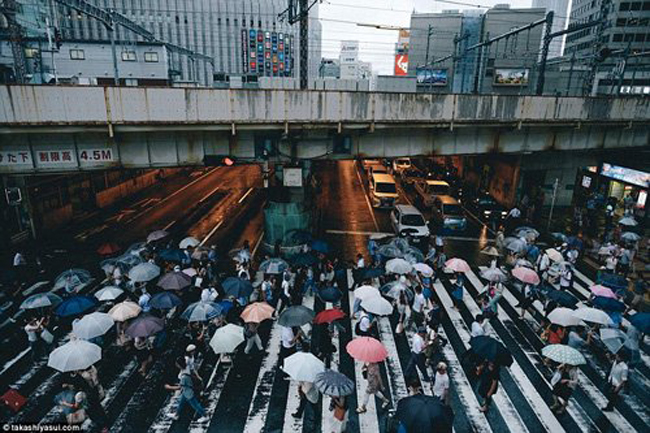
<box><xmin>550</xmin><ymin>370</ymin><xmax>562</xmax><ymax>387</ymax></box>
<box><xmin>41</xmin><ymin>328</ymin><xmax>54</xmax><ymax>344</ymax></box>
<box><xmin>333</xmin><ymin>404</ymin><xmax>346</xmax><ymax>421</ymax></box>
<box><xmin>1</xmin><ymin>389</ymin><xmax>27</xmax><ymax>413</ymax></box>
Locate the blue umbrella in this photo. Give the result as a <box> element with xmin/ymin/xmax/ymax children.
<box><xmin>159</xmin><ymin>249</ymin><xmax>187</xmax><ymax>263</ymax></box>
<box><xmin>217</xmin><ymin>299</ymin><xmax>234</xmax><ymax>314</ymax></box>
<box><xmin>544</xmin><ymin>289</ymin><xmax>579</xmax><ymax>308</ymax></box>
<box><xmin>222</xmin><ymin>277</ymin><xmax>254</xmax><ymax>298</ymax></box>
<box><xmin>150</xmin><ymin>292</ymin><xmax>182</xmax><ymax>310</ymax></box>
<box><xmin>360</xmin><ymin>267</ymin><xmax>385</xmax><ymax>280</ymax></box>
<box><xmin>318</xmin><ymin>286</ymin><xmax>342</xmax><ymax>303</ymax></box>
<box><xmin>311</xmin><ymin>240</ymin><xmax>329</xmax><ymax>254</ymax></box>
<box><xmin>55</xmin><ymin>295</ymin><xmax>97</xmax><ymax>317</ymax></box>
<box><xmin>291</xmin><ymin>253</ymin><xmax>318</xmax><ymax>267</ymax></box>
<box><xmin>629</xmin><ymin>313</ymin><xmax>650</xmax><ymax>334</ymax></box>
<box><xmin>592</xmin><ymin>296</ymin><xmax>626</xmax><ymax>312</ymax></box>
<box><xmin>551</xmin><ymin>232</ymin><xmax>568</xmax><ymax>243</ymax></box>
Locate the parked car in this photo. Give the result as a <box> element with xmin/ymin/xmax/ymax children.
<box><xmin>414</xmin><ymin>180</ymin><xmax>450</xmax><ymax>208</ymax></box>
<box><xmin>431</xmin><ymin>195</ymin><xmax>467</xmax><ymax>232</ymax></box>
<box><xmin>391</xmin><ymin>204</ymin><xmax>430</xmax><ymax>238</ymax></box>
<box><xmin>369</xmin><ymin>173</ymin><xmax>399</xmax><ymax>208</ymax></box>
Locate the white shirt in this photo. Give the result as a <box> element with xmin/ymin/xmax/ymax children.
<box><xmin>25</xmin><ymin>322</ymin><xmax>40</xmax><ymax>342</ymax></box>
<box><xmin>560</xmin><ymin>269</ymin><xmax>572</xmax><ymax>287</ymax></box>
<box><xmin>281</xmin><ymin>326</ymin><xmax>295</xmax><ymax>349</ymax></box>
<box><xmin>282</xmin><ymin>280</ymin><xmax>291</xmax><ymax>298</ymax></box>
<box><xmin>201</xmin><ymin>288</ymin><xmax>217</xmax><ymax>303</ymax></box>
<box><xmin>608</xmin><ymin>360</ymin><xmax>629</xmax><ymax>388</ymax></box>
<box><xmin>538</xmin><ymin>254</ymin><xmax>550</xmax><ymax>271</ymax></box>
<box><xmin>471</xmin><ymin>321</ymin><xmax>485</xmax><ymax>337</ymax></box>
<box><xmin>13</xmin><ymin>252</ymin><xmax>25</xmax><ymax>266</ymax></box>
<box><xmin>356</xmin><ymin>257</ymin><xmax>365</xmax><ymax>269</ymax></box>
<box><xmin>605</xmin><ymin>256</ymin><xmax>617</xmax><ymax>271</ymax></box>
<box><xmin>359</xmin><ymin>314</ymin><xmax>371</xmax><ymax>332</ymax></box>
<box><xmin>433</xmin><ymin>371</ymin><xmax>450</xmax><ymax>399</ymax></box>
<box><xmin>411</xmin><ymin>333</ymin><xmax>425</xmax><ymax>354</ymax></box>
<box><xmin>412</xmin><ymin>293</ymin><xmax>425</xmax><ymax>313</ymax></box>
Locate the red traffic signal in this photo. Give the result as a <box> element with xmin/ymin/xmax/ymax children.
<box><xmin>203</xmin><ymin>155</ymin><xmax>236</xmax><ymax>166</ymax></box>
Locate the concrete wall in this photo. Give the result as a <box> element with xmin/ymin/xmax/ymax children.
<box><xmin>95</xmin><ymin>168</ymin><xmax>180</xmax><ymax>208</ymax></box>
<box><xmin>376</xmin><ymin>76</ymin><xmax>417</xmax><ymax>93</ymax></box>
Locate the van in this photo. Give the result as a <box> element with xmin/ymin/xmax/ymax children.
<box><xmin>414</xmin><ymin>180</ymin><xmax>450</xmax><ymax>207</ymax></box>
<box><xmin>431</xmin><ymin>195</ymin><xmax>467</xmax><ymax>231</ymax></box>
<box><xmin>391</xmin><ymin>204</ymin><xmax>429</xmax><ymax>238</ymax></box>
<box><xmin>370</xmin><ymin>173</ymin><xmax>398</xmax><ymax>208</ymax></box>
<box><xmin>392</xmin><ymin>158</ymin><xmax>412</xmax><ymax>175</ymax></box>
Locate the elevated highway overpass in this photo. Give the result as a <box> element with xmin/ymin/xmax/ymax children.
<box><xmin>0</xmin><ymin>85</ymin><xmax>648</xmax><ymax>174</ymax></box>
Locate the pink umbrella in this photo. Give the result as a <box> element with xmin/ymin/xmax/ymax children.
<box><xmin>346</xmin><ymin>337</ymin><xmax>388</xmax><ymax>363</ymax></box>
<box><xmin>590</xmin><ymin>285</ymin><xmax>617</xmax><ymax>299</ymax></box>
<box><xmin>444</xmin><ymin>258</ymin><xmax>471</xmax><ymax>273</ymax></box>
<box><xmin>512</xmin><ymin>267</ymin><xmax>540</xmax><ymax>285</ymax></box>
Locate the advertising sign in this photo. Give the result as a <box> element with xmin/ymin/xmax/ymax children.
<box><xmin>0</xmin><ymin>151</ymin><xmax>32</xmax><ymax>166</ymax></box>
<box><xmin>494</xmin><ymin>68</ymin><xmax>529</xmax><ymax>86</ymax></box>
<box><xmin>601</xmin><ymin>163</ymin><xmax>649</xmax><ymax>189</ymax></box>
<box><xmin>283</xmin><ymin>168</ymin><xmax>303</xmax><ymax>187</ymax></box>
<box><xmin>416</xmin><ymin>67</ymin><xmax>447</xmax><ymax>86</ymax></box>
<box><xmin>394</xmin><ymin>55</ymin><xmax>409</xmax><ymax>76</ymax></box>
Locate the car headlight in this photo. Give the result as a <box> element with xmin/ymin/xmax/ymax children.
<box><xmin>501</xmin><ymin>211</ymin><xmax>507</xmax><ymax>216</ymax></box>
<box><xmin>484</xmin><ymin>210</ymin><xmax>492</xmax><ymax>215</ymax></box>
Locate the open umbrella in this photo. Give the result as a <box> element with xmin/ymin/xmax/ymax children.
<box><xmin>179</xmin><ymin>237</ymin><xmax>200</xmax><ymax>249</ymax></box>
<box><xmin>548</xmin><ymin>307</ymin><xmax>583</xmax><ymax>327</ymax></box>
<box><xmin>397</xmin><ymin>394</ymin><xmax>454</xmax><ymax>433</ymax></box>
<box><xmin>318</xmin><ymin>286</ymin><xmax>342</xmax><ymax>303</ymax></box>
<box><xmin>592</xmin><ymin>296</ymin><xmax>625</xmax><ymax>312</ymax></box>
<box><xmin>542</xmin><ymin>344</ymin><xmax>586</xmax><ymax>366</ymax></box>
<box><xmin>361</xmin><ymin>296</ymin><xmax>393</xmax><ymax>316</ymax></box>
<box><xmin>181</xmin><ymin>301</ymin><xmax>223</xmax><ymax>322</ymax></box>
<box><xmin>278</xmin><ymin>305</ymin><xmax>315</xmax><ymax>327</ymax></box>
<box><xmin>346</xmin><ymin>337</ymin><xmax>388</xmax><ymax>363</ymax></box>
<box><xmin>469</xmin><ymin>336</ymin><xmax>513</xmax><ymax>366</ymax></box>
<box><xmin>386</xmin><ymin>258</ymin><xmax>413</xmax><ymax>275</ymax></box>
<box><xmin>283</xmin><ymin>352</ymin><xmax>326</xmax><ymax>382</ymax></box>
<box><xmin>620</xmin><ymin>232</ymin><xmax>641</xmax><ymax>242</ymax></box>
<box><xmin>129</xmin><ymin>263</ymin><xmax>161</xmax><ymax>283</ymax></box>
<box><xmin>157</xmin><ymin>271</ymin><xmax>192</xmax><ymax>291</ymax></box>
<box><xmin>311</xmin><ymin>239</ymin><xmax>329</xmax><ymax>254</ymax></box>
<box><xmin>600</xmin><ymin>328</ymin><xmax>628</xmax><ymax>353</ymax></box>
<box><xmin>182</xmin><ymin>268</ymin><xmax>198</xmax><ymax>277</ymax></box>
<box><xmin>53</xmin><ymin>269</ymin><xmax>92</xmax><ymax>293</ymax></box>
<box><xmin>572</xmin><ymin>307</ymin><xmax>613</xmax><ymax>326</ymax></box>
<box><xmin>545</xmin><ymin>248</ymin><xmax>564</xmax><ymax>262</ymax></box>
<box><xmin>147</xmin><ymin>229</ymin><xmax>169</xmax><ymax>243</ymax></box>
<box><xmin>55</xmin><ymin>295</ymin><xmax>97</xmax><ymax>317</ymax></box>
<box><xmin>20</xmin><ymin>292</ymin><xmax>63</xmax><ymax>310</ymax></box>
<box><xmin>545</xmin><ymin>289</ymin><xmax>579</xmax><ymax>308</ymax></box>
<box><xmin>403</xmin><ymin>247</ymin><xmax>425</xmax><ymax>265</ymax></box>
<box><xmin>618</xmin><ymin>216</ymin><xmax>637</xmax><ymax>227</ymax></box>
<box><xmin>158</xmin><ymin>249</ymin><xmax>187</xmax><ymax>263</ymax></box>
<box><xmin>480</xmin><ymin>246</ymin><xmax>501</xmax><ymax>257</ymax></box>
<box><xmin>48</xmin><ymin>340</ymin><xmax>101</xmax><ymax>372</ymax></box>
<box><xmin>413</xmin><ymin>263</ymin><xmax>433</xmax><ymax>277</ymax></box>
<box><xmin>217</xmin><ymin>300</ymin><xmax>234</xmax><ymax>314</ymax></box>
<box><xmin>259</xmin><ymin>258</ymin><xmax>289</xmax><ymax>274</ymax></box>
<box><xmin>551</xmin><ymin>233</ymin><xmax>569</xmax><ymax>243</ymax></box>
<box><xmin>629</xmin><ymin>313</ymin><xmax>650</xmax><ymax>334</ymax></box>
<box><xmin>504</xmin><ymin>237</ymin><xmax>527</xmax><ymax>253</ymax></box>
<box><xmin>598</xmin><ymin>245</ymin><xmax>619</xmax><ymax>256</ymax></box>
<box><xmin>444</xmin><ymin>258</ymin><xmax>471</xmax><ymax>273</ymax></box>
<box><xmin>314</xmin><ymin>308</ymin><xmax>346</xmax><ymax>325</ymax></box>
<box><xmin>514</xmin><ymin>226</ymin><xmax>540</xmax><ymax>238</ymax></box>
<box><xmin>315</xmin><ymin>370</ymin><xmax>354</xmax><ymax>396</ymax></box>
<box><xmin>291</xmin><ymin>253</ymin><xmax>318</xmax><ymax>267</ymax></box>
<box><xmin>150</xmin><ymin>292</ymin><xmax>182</xmax><ymax>310</ymax></box>
<box><xmin>381</xmin><ymin>281</ymin><xmax>413</xmax><ymax>301</ymax></box>
<box><xmin>480</xmin><ymin>267</ymin><xmax>508</xmax><ymax>283</ymax></box>
<box><xmin>240</xmin><ymin>302</ymin><xmax>275</xmax><ymax>323</ymax></box>
<box><xmin>191</xmin><ymin>247</ymin><xmax>210</xmax><ymax>261</ymax></box>
<box><xmin>94</xmin><ymin>286</ymin><xmax>124</xmax><ymax>302</ymax></box>
<box><xmin>512</xmin><ymin>267</ymin><xmax>540</xmax><ymax>285</ymax></box>
<box><xmin>354</xmin><ymin>285</ymin><xmax>380</xmax><ymax>300</ymax></box>
<box><xmin>222</xmin><ymin>277</ymin><xmax>254</xmax><ymax>298</ymax></box>
<box><xmin>97</xmin><ymin>242</ymin><xmax>120</xmax><ymax>256</ymax></box>
<box><xmin>360</xmin><ymin>267</ymin><xmax>385</xmax><ymax>280</ymax></box>
<box><xmin>590</xmin><ymin>284</ymin><xmax>617</xmax><ymax>299</ymax></box>
<box><xmin>378</xmin><ymin>244</ymin><xmax>403</xmax><ymax>259</ymax></box>
<box><xmin>108</xmin><ymin>301</ymin><xmax>141</xmax><ymax>322</ymax></box>
<box><xmin>126</xmin><ymin>316</ymin><xmax>165</xmax><ymax>338</ymax></box>
<box><xmin>209</xmin><ymin>324</ymin><xmax>245</xmax><ymax>354</ymax></box>
<box><xmin>72</xmin><ymin>312</ymin><xmax>114</xmax><ymax>340</ymax></box>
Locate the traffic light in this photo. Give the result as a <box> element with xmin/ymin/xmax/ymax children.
<box><xmin>4</xmin><ymin>187</ymin><xmax>22</xmax><ymax>205</ymax></box>
<box><xmin>203</xmin><ymin>155</ymin><xmax>237</xmax><ymax>166</ymax></box>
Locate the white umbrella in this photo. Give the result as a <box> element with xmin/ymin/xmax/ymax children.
<box><xmin>480</xmin><ymin>246</ymin><xmax>501</xmax><ymax>257</ymax></box>
<box><xmin>573</xmin><ymin>307</ymin><xmax>613</xmax><ymax>326</ymax></box>
<box><xmin>504</xmin><ymin>237</ymin><xmax>527</xmax><ymax>253</ymax></box>
<box><xmin>542</xmin><ymin>344</ymin><xmax>586</xmax><ymax>366</ymax></box>
<box><xmin>545</xmin><ymin>248</ymin><xmax>564</xmax><ymax>262</ymax></box>
<box><xmin>209</xmin><ymin>324</ymin><xmax>245</xmax><ymax>354</ymax></box>
<box><xmin>480</xmin><ymin>267</ymin><xmax>508</xmax><ymax>283</ymax></box>
<box><xmin>182</xmin><ymin>268</ymin><xmax>198</xmax><ymax>277</ymax></box>
<box><xmin>444</xmin><ymin>258</ymin><xmax>471</xmax><ymax>273</ymax></box>
<box><xmin>385</xmin><ymin>258</ymin><xmax>412</xmax><ymax>275</ymax></box>
<box><xmin>600</xmin><ymin>328</ymin><xmax>627</xmax><ymax>354</ymax></box>
<box><xmin>354</xmin><ymin>285</ymin><xmax>380</xmax><ymax>301</ymax></box>
<box><xmin>620</xmin><ymin>232</ymin><xmax>641</xmax><ymax>242</ymax></box>
<box><xmin>72</xmin><ymin>312</ymin><xmax>115</xmax><ymax>340</ymax></box>
<box><xmin>94</xmin><ymin>286</ymin><xmax>124</xmax><ymax>301</ymax></box>
<box><xmin>129</xmin><ymin>263</ymin><xmax>161</xmax><ymax>283</ymax></box>
<box><xmin>179</xmin><ymin>237</ymin><xmax>200</xmax><ymax>249</ymax></box>
<box><xmin>108</xmin><ymin>301</ymin><xmax>141</xmax><ymax>322</ymax></box>
<box><xmin>48</xmin><ymin>340</ymin><xmax>102</xmax><ymax>372</ymax></box>
<box><xmin>413</xmin><ymin>263</ymin><xmax>433</xmax><ymax>277</ymax></box>
<box><xmin>147</xmin><ymin>230</ymin><xmax>169</xmax><ymax>243</ymax></box>
<box><xmin>618</xmin><ymin>216</ymin><xmax>637</xmax><ymax>227</ymax></box>
<box><xmin>598</xmin><ymin>245</ymin><xmax>618</xmax><ymax>256</ymax></box>
<box><xmin>283</xmin><ymin>352</ymin><xmax>325</xmax><ymax>382</ymax></box>
<box><xmin>360</xmin><ymin>296</ymin><xmax>393</xmax><ymax>316</ymax></box>
<box><xmin>548</xmin><ymin>308</ymin><xmax>583</xmax><ymax>327</ymax></box>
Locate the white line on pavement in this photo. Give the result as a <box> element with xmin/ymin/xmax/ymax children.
<box><xmin>199</xmin><ymin>186</ymin><xmax>221</xmax><ymax>203</ymax></box>
<box><xmin>188</xmin><ymin>361</ymin><xmax>233</xmax><ymax>433</ymax></box>
<box><xmin>238</xmin><ymin>187</ymin><xmax>254</xmax><ymax>204</ymax></box>
<box><xmin>326</xmin><ymin>230</ymin><xmax>394</xmax><ymax>237</ymax></box>
<box><xmin>163</xmin><ymin>220</ymin><xmax>176</xmax><ymax>231</ymax></box>
<box><xmin>353</xmin><ymin>161</ymin><xmax>380</xmax><ymax>232</ymax></box>
<box><xmin>199</xmin><ymin>221</ymin><xmax>224</xmax><ymax>247</ymax></box>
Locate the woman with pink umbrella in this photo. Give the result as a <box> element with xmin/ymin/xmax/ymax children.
<box><xmin>346</xmin><ymin>337</ymin><xmax>391</xmax><ymax>413</ymax></box>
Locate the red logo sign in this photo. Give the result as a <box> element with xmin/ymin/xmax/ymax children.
<box><xmin>394</xmin><ymin>55</ymin><xmax>408</xmax><ymax>76</ymax></box>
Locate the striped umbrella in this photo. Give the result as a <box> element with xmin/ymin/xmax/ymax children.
<box><xmin>315</xmin><ymin>370</ymin><xmax>355</xmax><ymax>396</ymax></box>
<box><xmin>542</xmin><ymin>344</ymin><xmax>586</xmax><ymax>366</ymax></box>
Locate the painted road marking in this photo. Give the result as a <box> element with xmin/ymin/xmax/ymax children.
<box><xmin>199</xmin><ymin>186</ymin><xmax>221</xmax><ymax>203</ymax></box>
<box><xmin>238</xmin><ymin>187</ymin><xmax>254</xmax><ymax>204</ymax></box>
<box><xmin>353</xmin><ymin>161</ymin><xmax>380</xmax><ymax>232</ymax></box>
<box><xmin>199</xmin><ymin>221</ymin><xmax>224</xmax><ymax>247</ymax></box>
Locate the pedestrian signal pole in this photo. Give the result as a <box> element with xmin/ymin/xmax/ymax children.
<box><xmin>547</xmin><ymin>178</ymin><xmax>559</xmax><ymax>232</ymax></box>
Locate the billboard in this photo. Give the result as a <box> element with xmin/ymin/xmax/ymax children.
<box><xmin>244</xmin><ymin>29</ymin><xmax>293</xmax><ymax>77</ymax></box>
<box><xmin>416</xmin><ymin>67</ymin><xmax>448</xmax><ymax>86</ymax></box>
<box><xmin>394</xmin><ymin>55</ymin><xmax>408</xmax><ymax>76</ymax></box>
<box><xmin>494</xmin><ymin>68</ymin><xmax>529</xmax><ymax>86</ymax></box>
<box><xmin>601</xmin><ymin>163</ymin><xmax>649</xmax><ymax>189</ymax></box>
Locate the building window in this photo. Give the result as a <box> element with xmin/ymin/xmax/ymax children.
<box><xmin>122</xmin><ymin>51</ymin><xmax>137</xmax><ymax>61</ymax></box>
<box><xmin>69</xmin><ymin>49</ymin><xmax>85</xmax><ymax>60</ymax></box>
<box><xmin>124</xmin><ymin>78</ymin><xmax>138</xmax><ymax>86</ymax></box>
<box><xmin>635</xmin><ymin>33</ymin><xmax>645</xmax><ymax>41</ymax></box>
<box><xmin>644</xmin><ymin>1</ymin><xmax>650</xmax><ymax>10</ymax></box>
<box><xmin>24</xmin><ymin>48</ymin><xmax>39</xmax><ymax>58</ymax></box>
<box><xmin>631</xmin><ymin>1</ymin><xmax>642</xmax><ymax>9</ymax></box>
<box><xmin>619</xmin><ymin>2</ymin><xmax>630</xmax><ymax>10</ymax></box>
<box><xmin>144</xmin><ymin>52</ymin><xmax>159</xmax><ymax>62</ymax></box>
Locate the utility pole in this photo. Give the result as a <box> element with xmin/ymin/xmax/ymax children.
<box><xmin>584</xmin><ymin>0</ymin><xmax>611</xmax><ymax>95</ymax></box>
<box><xmin>547</xmin><ymin>178</ymin><xmax>559</xmax><ymax>232</ymax></box>
<box><xmin>535</xmin><ymin>11</ymin><xmax>554</xmax><ymax>95</ymax></box>
<box><xmin>424</xmin><ymin>25</ymin><xmax>434</xmax><ymax>93</ymax></box>
<box><xmin>614</xmin><ymin>40</ymin><xmax>632</xmax><ymax>94</ymax></box>
<box><xmin>299</xmin><ymin>0</ymin><xmax>308</xmax><ymax>90</ymax></box>
<box><xmin>2</xmin><ymin>0</ymin><xmax>28</xmax><ymax>83</ymax></box>
<box><xmin>566</xmin><ymin>51</ymin><xmax>576</xmax><ymax>95</ymax></box>
<box><xmin>107</xmin><ymin>18</ymin><xmax>119</xmax><ymax>85</ymax></box>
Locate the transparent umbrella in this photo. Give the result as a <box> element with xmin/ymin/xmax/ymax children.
<box><xmin>147</xmin><ymin>230</ymin><xmax>169</xmax><ymax>243</ymax></box>
<box><xmin>386</xmin><ymin>258</ymin><xmax>413</xmax><ymax>275</ymax></box>
<box><xmin>20</xmin><ymin>292</ymin><xmax>63</xmax><ymax>310</ymax></box>
<box><xmin>600</xmin><ymin>328</ymin><xmax>627</xmax><ymax>354</ymax></box>
<box><xmin>618</xmin><ymin>216</ymin><xmax>637</xmax><ymax>227</ymax></box>
<box><xmin>129</xmin><ymin>263</ymin><xmax>161</xmax><ymax>283</ymax></box>
<box><xmin>179</xmin><ymin>237</ymin><xmax>200</xmax><ymax>249</ymax></box>
<box><xmin>259</xmin><ymin>258</ymin><xmax>289</xmax><ymax>274</ymax></box>
<box><xmin>53</xmin><ymin>269</ymin><xmax>92</xmax><ymax>293</ymax></box>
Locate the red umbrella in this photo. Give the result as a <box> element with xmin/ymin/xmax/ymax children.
<box><xmin>97</xmin><ymin>243</ymin><xmax>120</xmax><ymax>256</ymax></box>
<box><xmin>512</xmin><ymin>267</ymin><xmax>540</xmax><ymax>285</ymax></box>
<box><xmin>346</xmin><ymin>337</ymin><xmax>388</xmax><ymax>363</ymax></box>
<box><xmin>314</xmin><ymin>308</ymin><xmax>346</xmax><ymax>325</ymax></box>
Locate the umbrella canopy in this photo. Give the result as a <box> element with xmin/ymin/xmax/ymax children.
<box><xmin>444</xmin><ymin>258</ymin><xmax>471</xmax><ymax>273</ymax></box>
<box><xmin>291</xmin><ymin>253</ymin><xmax>318</xmax><ymax>267</ymax></box>
<box><xmin>108</xmin><ymin>301</ymin><xmax>141</xmax><ymax>322</ymax></box>
<box><xmin>179</xmin><ymin>236</ymin><xmax>200</xmax><ymax>249</ymax></box>
<box><xmin>386</xmin><ymin>258</ymin><xmax>413</xmax><ymax>275</ymax></box>
<box><xmin>72</xmin><ymin>312</ymin><xmax>114</xmax><ymax>340</ymax></box>
<box><xmin>150</xmin><ymin>292</ymin><xmax>182</xmax><ymax>310</ymax></box>
<box><xmin>129</xmin><ymin>263</ymin><xmax>161</xmax><ymax>283</ymax></box>
<box><xmin>359</xmin><ymin>267</ymin><xmax>385</xmax><ymax>280</ymax></box>
<box><xmin>598</xmin><ymin>245</ymin><xmax>619</xmax><ymax>256</ymax></box>
<box><xmin>181</xmin><ymin>301</ymin><xmax>223</xmax><ymax>322</ymax></box>
<box><xmin>318</xmin><ymin>286</ymin><xmax>342</xmax><ymax>303</ymax></box>
<box><xmin>20</xmin><ymin>292</ymin><xmax>63</xmax><ymax>310</ymax></box>
<box><xmin>222</xmin><ymin>277</ymin><xmax>254</xmax><ymax>298</ymax></box>
<box><xmin>55</xmin><ymin>295</ymin><xmax>97</xmax><ymax>317</ymax></box>
<box><xmin>480</xmin><ymin>246</ymin><xmax>501</xmax><ymax>257</ymax></box>
<box><xmin>217</xmin><ymin>300</ymin><xmax>234</xmax><ymax>314</ymax></box>
<box><xmin>545</xmin><ymin>248</ymin><xmax>564</xmax><ymax>262</ymax></box>
<box><xmin>618</xmin><ymin>216</ymin><xmax>637</xmax><ymax>227</ymax></box>
<box><xmin>397</xmin><ymin>394</ymin><xmax>454</xmax><ymax>433</ymax></box>
<box><xmin>542</xmin><ymin>344</ymin><xmax>586</xmax><ymax>366</ymax></box>
<box><xmin>48</xmin><ymin>340</ymin><xmax>102</xmax><ymax>372</ymax></box>
<box><xmin>314</xmin><ymin>308</ymin><xmax>346</xmax><ymax>325</ymax></box>
<box><xmin>97</xmin><ymin>242</ymin><xmax>120</xmax><ymax>256</ymax></box>
<box><xmin>620</xmin><ymin>231</ymin><xmax>641</xmax><ymax>242</ymax></box>
<box><xmin>514</xmin><ymin>259</ymin><xmax>535</xmax><ymax>269</ymax></box>
<box><xmin>551</xmin><ymin>233</ymin><xmax>569</xmax><ymax>243</ymax></box>
<box><xmin>191</xmin><ymin>247</ymin><xmax>210</xmax><ymax>261</ymax></box>
<box><xmin>147</xmin><ymin>229</ymin><xmax>169</xmax><ymax>243</ymax></box>
<box><xmin>283</xmin><ymin>352</ymin><xmax>326</xmax><ymax>382</ymax></box>
<box><xmin>126</xmin><ymin>316</ymin><xmax>165</xmax><ymax>338</ymax></box>
<box><xmin>629</xmin><ymin>313</ymin><xmax>650</xmax><ymax>334</ymax></box>
<box><xmin>53</xmin><ymin>269</ymin><xmax>92</xmax><ymax>293</ymax></box>
<box><xmin>382</xmin><ymin>281</ymin><xmax>413</xmax><ymax>301</ymax></box>
<box><xmin>592</xmin><ymin>296</ymin><xmax>625</xmax><ymax>312</ymax></box>
<box><xmin>480</xmin><ymin>267</ymin><xmax>508</xmax><ymax>283</ymax></box>
<box><xmin>545</xmin><ymin>289</ymin><xmax>580</xmax><ymax>308</ymax></box>
<box><xmin>514</xmin><ymin>226</ymin><xmax>540</xmax><ymax>238</ymax></box>
<box><xmin>600</xmin><ymin>328</ymin><xmax>627</xmax><ymax>353</ymax></box>
<box><xmin>572</xmin><ymin>307</ymin><xmax>613</xmax><ymax>326</ymax></box>
<box><xmin>158</xmin><ymin>249</ymin><xmax>187</xmax><ymax>263</ymax></box>
<box><xmin>182</xmin><ymin>268</ymin><xmax>198</xmax><ymax>277</ymax></box>
<box><xmin>259</xmin><ymin>258</ymin><xmax>289</xmax><ymax>274</ymax></box>
<box><xmin>548</xmin><ymin>307</ymin><xmax>583</xmax><ymax>327</ymax></box>
<box><xmin>157</xmin><ymin>271</ymin><xmax>192</xmax><ymax>291</ymax></box>
<box><xmin>311</xmin><ymin>239</ymin><xmax>329</xmax><ymax>254</ymax></box>
<box><xmin>590</xmin><ymin>284</ymin><xmax>617</xmax><ymax>299</ymax></box>
<box><xmin>278</xmin><ymin>305</ymin><xmax>315</xmax><ymax>327</ymax></box>
<box><xmin>378</xmin><ymin>244</ymin><xmax>403</xmax><ymax>259</ymax></box>
<box><xmin>361</xmin><ymin>295</ymin><xmax>393</xmax><ymax>316</ymax></box>
<box><xmin>403</xmin><ymin>247</ymin><xmax>425</xmax><ymax>265</ymax></box>
<box><xmin>469</xmin><ymin>336</ymin><xmax>513</xmax><ymax>366</ymax></box>
<box><xmin>209</xmin><ymin>324</ymin><xmax>245</xmax><ymax>354</ymax></box>
<box><xmin>94</xmin><ymin>286</ymin><xmax>124</xmax><ymax>302</ymax></box>
<box><xmin>413</xmin><ymin>263</ymin><xmax>433</xmax><ymax>277</ymax></box>
<box><xmin>512</xmin><ymin>267</ymin><xmax>540</xmax><ymax>285</ymax></box>
<box><xmin>315</xmin><ymin>370</ymin><xmax>355</xmax><ymax>397</ymax></box>
<box><xmin>504</xmin><ymin>237</ymin><xmax>527</xmax><ymax>253</ymax></box>
<box><xmin>346</xmin><ymin>337</ymin><xmax>388</xmax><ymax>363</ymax></box>
<box><xmin>354</xmin><ymin>285</ymin><xmax>380</xmax><ymax>301</ymax></box>
<box><xmin>240</xmin><ymin>302</ymin><xmax>275</xmax><ymax>323</ymax></box>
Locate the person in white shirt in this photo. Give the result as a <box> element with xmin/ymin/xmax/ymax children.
<box><xmin>404</xmin><ymin>327</ymin><xmax>431</xmax><ymax>382</ymax></box>
<box><xmin>537</xmin><ymin>251</ymin><xmax>550</xmax><ymax>279</ymax></box>
<box><xmin>432</xmin><ymin>362</ymin><xmax>450</xmax><ymax>404</ymax></box>
<box><xmin>13</xmin><ymin>251</ymin><xmax>26</xmax><ymax>267</ymax></box>
<box><xmin>356</xmin><ymin>254</ymin><xmax>365</xmax><ymax>269</ymax></box>
<box><xmin>411</xmin><ymin>286</ymin><xmax>426</xmax><ymax>330</ymax></box>
<box><xmin>604</xmin><ymin>352</ymin><xmax>629</xmax><ymax>411</ymax></box>
<box><xmin>605</xmin><ymin>253</ymin><xmax>618</xmax><ymax>272</ymax></box>
<box><xmin>279</xmin><ymin>326</ymin><xmax>299</xmax><ymax>376</ymax></box>
<box><xmin>357</xmin><ymin>311</ymin><xmax>373</xmax><ymax>337</ymax></box>
<box><xmin>559</xmin><ymin>265</ymin><xmax>573</xmax><ymax>290</ymax></box>
<box><xmin>566</xmin><ymin>248</ymin><xmax>579</xmax><ymax>265</ymax></box>
<box><xmin>292</xmin><ymin>379</ymin><xmax>320</xmax><ymax>418</ymax></box>
<box><xmin>200</xmin><ymin>287</ymin><xmax>218</xmax><ymax>303</ymax></box>
<box><xmin>471</xmin><ymin>315</ymin><xmax>486</xmax><ymax>337</ymax></box>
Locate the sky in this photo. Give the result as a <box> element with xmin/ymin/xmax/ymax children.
<box><xmin>317</xmin><ymin>0</ymin><xmax>533</xmax><ymax>75</ymax></box>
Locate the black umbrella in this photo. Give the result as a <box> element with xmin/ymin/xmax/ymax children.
<box><xmin>469</xmin><ymin>336</ymin><xmax>513</xmax><ymax>367</ymax></box>
<box><xmin>318</xmin><ymin>286</ymin><xmax>342</xmax><ymax>303</ymax></box>
<box><xmin>314</xmin><ymin>370</ymin><xmax>354</xmax><ymax>396</ymax></box>
<box><xmin>222</xmin><ymin>277</ymin><xmax>253</xmax><ymax>298</ymax></box>
<box><xmin>544</xmin><ymin>289</ymin><xmax>579</xmax><ymax>308</ymax></box>
<box><xmin>360</xmin><ymin>267</ymin><xmax>385</xmax><ymax>280</ymax></box>
<box><xmin>278</xmin><ymin>305</ymin><xmax>315</xmax><ymax>327</ymax></box>
<box><xmin>396</xmin><ymin>394</ymin><xmax>453</xmax><ymax>433</ymax></box>
<box><xmin>592</xmin><ymin>296</ymin><xmax>626</xmax><ymax>312</ymax></box>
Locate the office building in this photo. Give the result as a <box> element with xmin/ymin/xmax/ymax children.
<box><xmin>532</xmin><ymin>0</ymin><xmax>571</xmax><ymax>58</ymax></box>
<box><xmin>319</xmin><ymin>58</ymin><xmax>340</xmax><ymax>78</ymax></box>
<box><xmin>339</xmin><ymin>40</ymin><xmax>359</xmax><ymax>80</ymax></box>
